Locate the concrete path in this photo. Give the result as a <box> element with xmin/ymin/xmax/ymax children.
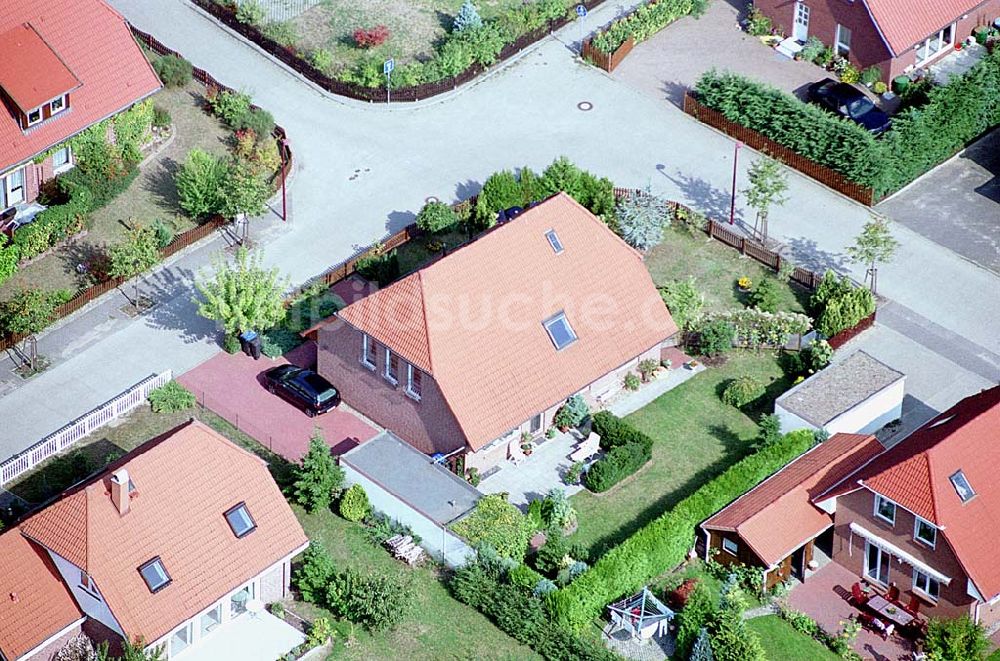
<box><xmin>0</xmin><ymin>0</ymin><xmax>996</xmax><ymax>459</ymax></box>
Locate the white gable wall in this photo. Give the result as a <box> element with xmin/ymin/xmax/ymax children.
<box><xmin>46</xmin><ymin>551</ymin><xmax>125</xmax><ymax>638</ymax></box>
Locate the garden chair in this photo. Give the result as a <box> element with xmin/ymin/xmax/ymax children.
<box><xmin>850</xmin><ymin>582</ymin><xmax>869</xmax><ymax>607</ymax></box>
<box><xmin>904</xmin><ymin>594</ymin><xmax>921</xmax><ymax>616</ymax></box>
<box><xmin>569</xmin><ymin>433</ymin><xmax>601</xmax><ymax>463</ymax></box>
<box><xmin>887</xmin><ymin>584</ymin><xmax>900</xmax><ymax>602</ymax></box>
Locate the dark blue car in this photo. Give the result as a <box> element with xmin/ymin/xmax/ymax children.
<box><xmin>264</xmin><ymin>365</ymin><xmax>341</xmax><ymax>417</ymax></box>
<box><xmin>806</xmin><ymin>79</ymin><xmax>891</xmax><ymax>135</ymax></box>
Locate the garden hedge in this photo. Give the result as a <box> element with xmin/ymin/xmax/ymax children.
<box><xmin>591</xmin><ymin>0</ymin><xmax>708</xmax><ymax>54</ymax></box>
<box><xmin>695</xmin><ymin>49</ymin><xmax>1000</xmax><ymax>198</ymax></box>
<box><xmin>548</xmin><ymin>429</ymin><xmax>816</xmax><ymax>630</ymax></box>
<box><xmin>584</xmin><ymin>412</ymin><xmax>653</xmax><ymax>492</ymax></box>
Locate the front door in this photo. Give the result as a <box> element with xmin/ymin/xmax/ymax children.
<box><xmin>793</xmin><ymin>2</ymin><xmax>810</xmax><ymax>42</ymax></box>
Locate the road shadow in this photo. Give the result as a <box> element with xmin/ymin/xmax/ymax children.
<box><xmin>139</xmin><ymin>265</ymin><xmax>219</xmax><ymax>345</ymax></box>
<box><xmin>784</xmin><ymin>235</ymin><xmax>849</xmax><ymax>273</ymax></box>
<box><xmin>660</xmin><ymin>169</ymin><xmax>747</xmax><ymax>226</ymax></box>
<box><xmin>387</xmin><ymin>209</ymin><xmax>416</xmax><ymax>233</ymax></box>
<box><xmin>454</xmin><ymin>178</ymin><xmax>480</xmax><ymax>201</ymax></box>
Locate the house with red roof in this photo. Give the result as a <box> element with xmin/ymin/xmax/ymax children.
<box><xmin>312</xmin><ymin>193</ymin><xmax>678</xmax><ymax>475</ymax></box>
<box><xmin>0</xmin><ymin>0</ymin><xmax>160</xmax><ymax>223</ymax></box>
<box><xmin>0</xmin><ymin>420</ymin><xmax>309</xmax><ymax>661</ymax></box>
<box><xmin>701</xmin><ymin>432</ymin><xmax>884</xmax><ymax>590</ymax></box>
<box><xmin>703</xmin><ymin>386</ymin><xmax>1000</xmax><ymax>628</ymax></box>
<box><xmin>753</xmin><ymin>0</ymin><xmax>1000</xmax><ymax>82</ymax></box>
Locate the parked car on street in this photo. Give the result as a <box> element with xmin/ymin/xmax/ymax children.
<box><xmin>264</xmin><ymin>365</ymin><xmax>341</xmax><ymax>417</ymax></box>
<box><xmin>806</xmin><ymin>79</ymin><xmax>892</xmax><ymax>135</ymax></box>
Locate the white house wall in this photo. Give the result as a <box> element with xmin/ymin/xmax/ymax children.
<box><xmin>46</xmin><ymin>551</ymin><xmax>125</xmax><ymax>638</ymax></box>
<box><xmin>775</xmin><ymin>405</ymin><xmax>818</xmax><ymax>434</ymax></box>
<box><xmin>826</xmin><ymin>379</ymin><xmax>905</xmax><ymax>436</ymax></box>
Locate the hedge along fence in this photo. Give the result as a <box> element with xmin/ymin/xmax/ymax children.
<box><xmin>581</xmin><ymin>37</ymin><xmax>634</xmax><ymax>73</ymax></box>
<box><xmin>191</xmin><ymin>0</ymin><xmax>607</xmax><ymax>103</ymax></box>
<box><xmin>585</xmin><ymin>0</ymin><xmax>708</xmax><ymax>72</ymax></box>
<box><xmin>692</xmin><ymin>50</ymin><xmax>1000</xmax><ymax>201</ymax></box>
<box><xmin>547</xmin><ymin>429</ymin><xmax>816</xmax><ymax>630</ymax></box>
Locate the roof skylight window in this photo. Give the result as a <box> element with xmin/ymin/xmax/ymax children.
<box><xmin>545</xmin><ymin>229</ymin><xmax>564</xmax><ymax>254</ymax></box>
<box><xmin>224</xmin><ymin>502</ymin><xmax>257</xmax><ymax>539</ymax></box>
<box><xmin>138</xmin><ymin>557</ymin><xmax>171</xmax><ymax>593</ymax></box>
<box><xmin>950</xmin><ymin>470</ymin><xmax>975</xmax><ymax>503</ymax></box>
<box><xmin>543</xmin><ymin>312</ymin><xmax>577</xmax><ymax>350</ymax></box>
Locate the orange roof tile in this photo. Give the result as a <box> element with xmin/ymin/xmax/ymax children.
<box><xmin>844</xmin><ymin>386</ymin><xmax>1000</xmax><ymax>598</ymax></box>
<box><xmin>863</xmin><ymin>0</ymin><xmax>988</xmax><ymax>55</ymax></box>
<box><xmin>0</xmin><ymin>530</ymin><xmax>83</xmax><ymax>660</ymax></box>
<box><xmin>0</xmin><ymin>24</ymin><xmax>80</xmax><ymax>112</ymax></box>
<box><xmin>337</xmin><ymin>193</ymin><xmax>678</xmax><ymax>449</ymax></box>
<box><xmin>703</xmin><ymin>433</ymin><xmax>883</xmax><ymax>567</ymax></box>
<box><xmin>0</xmin><ymin>0</ymin><xmax>161</xmax><ymax>173</ymax></box>
<box><xmin>20</xmin><ymin>420</ymin><xmax>308</xmax><ymax>645</ymax></box>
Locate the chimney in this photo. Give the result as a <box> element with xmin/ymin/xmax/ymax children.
<box><xmin>110</xmin><ymin>469</ymin><xmax>130</xmax><ymax>515</ymax></box>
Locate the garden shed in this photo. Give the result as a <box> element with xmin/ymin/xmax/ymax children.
<box><xmin>339</xmin><ymin>431</ymin><xmax>478</xmax><ymax>567</ymax></box>
<box><xmin>775</xmin><ymin>351</ymin><xmax>904</xmax><ymax>435</ymax></box>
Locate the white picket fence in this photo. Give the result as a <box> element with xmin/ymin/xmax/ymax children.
<box><xmin>236</xmin><ymin>0</ymin><xmax>324</xmax><ymax>22</ymax></box>
<box><xmin>0</xmin><ymin>370</ymin><xmax>173</xmax><ymax>487</ymax></box>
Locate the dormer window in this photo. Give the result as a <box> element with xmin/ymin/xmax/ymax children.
<box><xmin>0</xmin><ymin>23</ymin><xmax>81</xmax><ymax>132</ymax></box>
<box><xmin>50</xmin><ymin>95</ymin><xmax>65</xmax><ymax>114</ymax></box>
<box><xmin>138</xmin><ymin>557</ymin><xmax>171</xmax><ymax>593</ymax></box>
<box><xmin>950</xmin><ymin>470</ymin><xmax>975</xmax><ymax>503</ymax></box>
<box><xmin>25</xmin><ymin>108</ymin><xmax>41</xmax><ymax>126</ymax></box>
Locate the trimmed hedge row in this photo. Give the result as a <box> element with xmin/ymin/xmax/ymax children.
<box><xmin>591</xmin><ymin>0</ymin><xmax>707</xmax><ymax>54</ymax></box>
<box><xmin>584</xmin><ymin>411</ymin><xmax>653</xmax><ymax>492</ymax></box>
<box><xmin>549</xmin><ymin>429</ymin><xmax>816</xmax><ymax>630</ymax></box>
<box><xmin>695</xmin><ymin>49</ymin><xmax>1000</xmax><ymax>197</ymax></box>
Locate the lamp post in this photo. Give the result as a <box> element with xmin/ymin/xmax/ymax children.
<box><xmin>279</xmin><ymin>138</ymin><xmax>288</xmax><ymax>222</ymax></box>
<box><xmin>729</xmin><ymin>141</ymin><xmax>743</xmax><ymax>225</ymax></box>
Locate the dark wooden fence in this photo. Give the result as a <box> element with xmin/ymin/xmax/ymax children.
<box><xmin>682</xmin><ymin>92</ymin><xmax>877</xmax><ymax>207</ymax></box>
<box><xmin>190</xmin><ymin>0</ymin><xmax>607</xmax><ymax>103</ymax></box>
<box><xmin>582</xmin><ymin>37</ymin><xmax>635</xmax><ymax>73</ymax></box>
<box><xmin>828</xmin><ymin>310</ymin><xmax>876</xmax><ymax>350</ymax></box>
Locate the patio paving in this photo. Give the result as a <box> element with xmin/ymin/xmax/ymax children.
<box><xmin>180</xmin><ymin>611</ymin><xmax>304</xmax><ymax>661</ymax></box>
<box><xmin>607</xmin><ymin>347</ymin><xmax>703</xmax><ymax>417</ymax></box>
<box><xmin>478</xmin><ymin>429</ymin><xmax>590</xmax><ymax>507</ymax></box>
<box><xmin>787</xmin><ymin>561</ymin><xmax>916</xmax><ymax>661</ymax></box>
<box><xmin>178</xmin><ymin>341</ymin><xmax>379</xmax><ymax>461</ymax></box>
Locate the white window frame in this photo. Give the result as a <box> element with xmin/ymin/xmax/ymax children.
<box><xmin>25</xmin><ymin>107</ymin><xmax>42</xmax><ymax>127</ymax></box>
<box><xmin>915</xmin><ymin>23</ymin><xmax>955</xmax><ymax>65</ymax></box>
<box><xmin>384</xmin><ymin>348</ymin><xmax>398</xmax><ymax>385</ymax></box>
<box><xmin>545</xmin><ymin>229</ymin><xmax>564</xmax><ymax>254</ymax></box>
<box><xmin>361</xmin><ymin>334</ymin><xmax>376</xmax><ymax>370</ymax></box>
<box><xmin>864</xmin><ymin>541</ymin><xmax>890</xmax><ymax>586</ymax></box>
<box><xmin>722</xmin><ymin>537</ymin><xmax>738</xmax><ymax>556</ymax></box>
<box><xmin>79</xmin><ymin>569</ymin><xmax>99</xmax><ymax>596</ymax></box>
<box><xmin>200</xmin><ymin>601</ymin><xmax>223</xmax><ymax>637</ymax></box>
<box><xmin>835</xmin><ymin>24</ymin><xmax>851</xmax><ymax>56</ymax></box>
<box><xmin>405</xmin><ymin>363</ymin><xmax>421</xmax><ymax>401</ymax></box>
<box><xmin>913</xmin><ymin>569</ymin><xmax>940</xmax><ymax>601</ymax></box>
<box><xmin>52</xmin><ymin>146</ymin><xmax>73</xmax><ymax>174</ymax></box>
<box><xmin>874</xmin><ymin>495</ymin><xmax>896</xmax><ymax>526</ymax></box>
<box><xmin>543</xmin><ymin>312</ymin><xmax>578</xmax><ymax>351</ymax></box>
<box><xmin>49</xmin><ymin>95</ymin><xmax>66</xmax><ymax>115</ymax></box>
<box><xmin>913</xmin><ymin>517</ymin><xmax>937</xmax><ymax>548</ymax></box>
<box><xmin>2</xmin><ymin>167</ymin><xmax>26</xmax><ymax>208</ymax></box>
<box><xmin>168</xmin><ymin>621</ymin><xmax>192</xmax><ymax>657</ymax></box>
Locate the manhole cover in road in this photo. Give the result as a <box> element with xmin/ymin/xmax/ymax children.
<box><xmin>425</xmin><ymin>196</ymin><xmax>440</xmax><ymax>204</ymax></box>
<box><xmin>577</xmin><ymin>101</ymin><xmax>593</xmax><ymax>111</ymax></box>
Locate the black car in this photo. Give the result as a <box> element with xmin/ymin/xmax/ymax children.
<box><xmin>264</xmin><ymin>365</ymin><xmax>341</xmax><ymax>417</ymax></box>
<box><xmin>806</xmin><ymin>79</ymin><xmax>891</xmax><ymax>135</ymax></box>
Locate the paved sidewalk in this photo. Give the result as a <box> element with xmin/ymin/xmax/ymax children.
<box><xmin>1</xmin><ymin>0</ymin><xmax>995</xmax><ymax>463</ymax></box>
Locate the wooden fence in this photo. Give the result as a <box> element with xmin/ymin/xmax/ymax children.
<box><xmin>0</xmin><ymin>370</ymin><xmax>173</xmax><ymax>486</ymax></box>
<box><xmin>190</xmin><ymin>0</ymin><xmax>608</xmax><ymax>103</ymax></box>
<box><xmin>682</xmin><ymin>92</ymin><xmax>877</xmax><ymax>207</ymax></box>
<box><xmin>582</xmin><ymin>37</ymin><xmax>635</xmax><ymax>73</ymax></box>
<box><xmin>828</xmin><ymin>310</ymin><xmax>876</xmax><ymax>350</ymax></box>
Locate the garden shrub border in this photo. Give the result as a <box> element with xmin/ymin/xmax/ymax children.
<box><xmin>583</xmin><ymin>0</ymin><xmax>708</xmax><ymax>72</ymax></box>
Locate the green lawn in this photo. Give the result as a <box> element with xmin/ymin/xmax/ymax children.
<box><xmin>645</xmin><ymin>224</ymin><xmax>810</xmax><ymax>315</ymax></box>
<box><xmin>569</xmin><ymin>351</ymin><xmax>789</xmax><ymax>558</ymax></box>
<box><xmin>747</xmin><ymin>615</ymin><xmax>841</xmax><ymax>660</ymax></box>
<box><xmin>293</xmin><ymin>508</ymin><xmax>540</xmax><ymax>660</ymax></box>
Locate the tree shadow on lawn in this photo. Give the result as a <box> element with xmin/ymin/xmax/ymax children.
<box><xmin>57</xmin><ymin>242</ymin><xmax>110</xmax><ymax>290</ymax></box>
<box><xmin>144</xmin><ymin>157</ymin><xmax>183</xmax><ymax>215</ymax></box>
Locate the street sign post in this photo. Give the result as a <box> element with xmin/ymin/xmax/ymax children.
<box><xmin>576</xmin><ymin>5</ymin><xmax>587</xmax><ymax>55</ymax></box>
<box><xmin>384</xmin><ymin>58</ymin><xmax>394</xmax><ymax>103</ymax></box>
<box><xmin>576</xmin><ymin>4</ymin><xmax>587</xmax><ymax>16</ymax></box>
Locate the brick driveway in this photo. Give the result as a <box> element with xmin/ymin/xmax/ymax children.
<box><xmin>178</xmin><ymin>342</ymin><xmax>379</xmax><ymax>461</ymax></box>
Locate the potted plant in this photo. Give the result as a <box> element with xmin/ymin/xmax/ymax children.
<box><xmin>545</xmin><ymin>427</ymin><xmax>556</xmax><ymax>439</ymax></box>
<box><xmin>638</xmin><ymin>358</ymin><xmax>659</xmax><ymax>382</ymax></box>
<box><xmin>737</xmin><ymin>276</ymin><xmax>753</xmax><ymax>292</ymax></box>
<box><xmin>521</xmin><ymin>440</ymin><xmax>535</xmax><ymax>456</ymax></box>
<box><xmin>660</xmin><ymin>358</ymin><xmax>672</xmax><ymax>371</ymax></box>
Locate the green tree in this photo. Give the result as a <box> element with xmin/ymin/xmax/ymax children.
<box><xmin>847</xmin><ymin>213</ymin><xmax>898</xmax><ymax>295</ymax></box>
<box><xmin>615</xmin><ymin>186</ymin><xmax>671</xmax><ymax>251</ymax></box>
<box><xmin>658</xmin><ymin>278</ymin><xmax>704</xmax><ymax>329</ymax></box>
<box><xmin>0</xmin><ymin>288</ymin><xmax>59</xmax><ymax>370</ymax></box>
<box><xmin>675</xmin><ymin>583</ymin><xmax>716</xmax><ymax>658</ymax></box>
<box><xmin>108</xmin><ymin>225</ymin><xmax>160</xmax><ymax>307</ymax></box>
<box><xmin>293</xmin><ymin>542</ymin><xmax>337</xmax><ymax>603</ymax></box>
<box><xmin>96</xmin><ymin>637</ymin><xmax>164</xmax><ymax>661</ymax></box>
<box><xmin>342</xmin><ymin>571</ymin><xmax>414</xmax><ymax>632</ymax></box>
<box><xmin>924</xmin><ymin>615</ymin><xmax>989</xmax><ymax>661</ymax></box>
<box><xmin>175</xmin><ymin>148</ymin><xmax>228</xmax><ymax>219</ymax></box>
<box><xmin>453</xmin><ymin>0</ymin><xmax>483</xmax><ymax>31</ymax></box>
<box><xmin>691</xmin><ymin>627</ymin><xmax>715</xmax><ymax>661</ymax></box>
<box><xmin>415</xmin><ymin>200</ymin><xmax>458</xmax><ymax>233</ymax></box>
<box><xmin>747</xmin><ymin>278</ymin><xmax>780</xmax><ymax>313</ymax></box>
<box><xmin>220</xmin><ymin>159</ymin><xmax>270</xmax><ymax>239</ymax></box>
<box><xmin>475</xmin><ymin>170</ymin><xmax>522</xmax><ymax>226</ymax></box>
<box><xmin>339</xmin><ymin>483</ymin><xmax>371</xmax><ymax>522</ymax></box>
<box><xmin>194</xmin><ymin>247</ymin><xmax>289</xmax><ymax>341</ymax></box>
<box><xmin>292</xmin><ymin>430</ymin><xmax>345</xmax><ymax>512</ymax></box>
<box><xmin>742</xmin><ymin>156</ymin><xmax>789</xmax><ymax>243</ymax></box>
<box><xmin>709</xmin><ymin>607</ymin><xmax>766</xmax><ymax>661</ymax></box>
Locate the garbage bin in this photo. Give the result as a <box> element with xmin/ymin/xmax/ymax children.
<box><xmin>240</xmin><ymin>330</ymin><xmax>261</xmax><ymax>360</ymax></box>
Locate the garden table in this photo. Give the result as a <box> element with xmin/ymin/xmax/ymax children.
<box><xmin>867</xmin><ymin>594</ymin><xmax>915</xmax><ymax>627</ymax></box>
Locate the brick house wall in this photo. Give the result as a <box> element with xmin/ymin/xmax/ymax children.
<box><xmin>831</xmin><ymin>488</ymin><xmax>980</xmax><ymax>622</ymax></box>
<box><xmin>754</xmin><ymin>0</ymin><xmax>1000</xmax><ymax>82</ymax></box>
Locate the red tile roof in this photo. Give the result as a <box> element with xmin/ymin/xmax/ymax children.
<box><xmin>0</xmin><ymin>530</ymin><xmax>83</xmax><ymax>660</ymax></box>
<box><xmin>0</xmin><ymin>0</ymin><xmax>161</xmax><ymax>173</ymax></box>
<box><xmin>702</xmin><ymin>433</ymin><xmax>883</xmax><ymax>567</ymax></box>
<box><xmin>0</xmin><ymin>24</ymin><xmax>80</xmax><ymax>113</ymax></box>
<box><xmin>336</xmin><ymin>193</ymin><xmax>678</xmax><ymax>450</ymax></box>
<box><xmin>840</xmin><ymin>386</ymin><xmax>1000</xmax><ymax>599</ymax></box>
<box><xmin>863</xmin><ymin>0</ymin><xmax>989</xmax><ymax>55</ymax></box>
<box><xmin>19</xmin><ymin>420</ymin><xmax>308</xmax><ymax>645</ymax></box>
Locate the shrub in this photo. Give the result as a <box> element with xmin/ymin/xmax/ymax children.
<box><xmin>310</xmin><ymin>48</ymin><xmax>334</xmax><ymax>73</ymax></box>
<box><xmin>535</xmin><ymin>534</ymin><xmax>569</xmax><ymax>576</ymax></box>
<box><xmin>354</xmin><ymin>247</ymin><xmax>399</xmax><ymax>287</ymax></box>
<box><xmin>416</xmin><ymin>201</ymin><xmax>457</xmax><ymax>233</ymax></box>
<box><xmin>553</xmin><ymin>394</ymin><xmax>589</xmax><ymax>429</ymax></box>
<box><xmin>638</xmin><ymin>359</ymin><xmax>659</xmax><ymax>381</ymax></box>
<box><xmin>745</xmin><ymin>7</ymin><xmax>772</xmax><ymax>36</ymax></box>
<box><xmin>453</xmin><ymin>0</ymin><xmax>483</xmax><ymax>32</ymax></box>
<box><xmin>0</xmin><ymin>237</ymin><xmax>18</xmax><ymax>286</ymax></box>
<box><xmin>799</xmin><ymin>36</ymin><xmax>825</xmax><ymax>63</ymax></box>
<box><xmin>805</xmin><ymin>339</ymin><xmax>833</xmax><ymax>371</ymax></box>
<box><xmin>747</xmin><ymin>278</ymin><xmax>780</xmax><ymax>312</ymax></box>
<box><xmin>235</xmin><ymin>0</ymin><xmax>265</xmax><ymax>26</ymax></box>
<box><xmin>262</xmin><ymin>20</ymin><xmax>297</xmax><ymax>48</ymax></box>
<box><xmin>307</xmin><ymin>616</ymin><xmax>335</xmax><ymax>647</ymax></box>
<box><xmin>811</xmin><ymin>272</ymin><xmax>875</xmax><ymax>337</ymax></box>
<box><xmin>293</xmin><ymin>542</ymin><xmax>336</xmax><ymax>603</ymax></box>
<box><xmin>615</xmin><ymin>187</ymin><xmax>670</xmax><ymax>251</ymax></box>
<box><xmin>623</xmin><ymin>372</ymin><xmax>641</xmax><ymax>391</ymax></box>
<box><xmin>292</xmin><ymin>431</ymin><xmax>345</xmax><ymax>512</ymax></box>
<box><xmin>209</xmin><ymin>90</ymin><xmax>253</xmax><ymax>128</ymax></box>
<box><xmin>860</xmin><ymin>65</ymin><xmax>883</xmax><ymax>86</ymax></box>
<box><xmin>591</xmin><ymin>0</ymin><xmax>708</xmax><ymax>54</ymax></box>
<box><xmin>354</xmin><ymin>25</ymin><xmax>390</xmax><ymax>48</ymax></box>
<box><xmin>152</xmin><ymin>54</ymin><xmax>193</xmax><ymax>88</ymax></box>
<box><xmin>339</xmin><ymin>484</ymin><xmax>371</xmax><ymax>522</ymax></box>
<box><xmin>721</xmin><ymin>375</ymin><xmax>765</xmax><ymax>408</ymax></box>
<box><xmin>233</xmin><ymin>107</ymin><xmax>275</xmax><ymax>138</ymax></box>
<box><xmin>562</xmin><ymin>461</ymin><xmax>584</xmax><ymax>485</ymax></box>
<box><xmin>475</xmin><ymin>169</ymin><xmax>522</xmax><ymax>224</ymax></box>
<box><xmin>541</xmin><ymin>488</ymin><xmax>577</xmax><ymax>530</ymax></box>
<box><xmin>710</xmin><ymin>606</ymin><xmax>766</xmax><ymax>661</ymax></box>
<box><xmin>452</xmin><ymin>494</ymin><xmax>530</xmax><ymax>559</ymax></box>
<box><xmin>658</xmin><ymin>277</ymin><xmax>704</xmax><ymax>329</ymax></box>
<box><xmin>698</xmin><ymin>319</ymin><xmax>735</xmax><ymax>356</ymax></box>
<box><xmin>675</xmin><ymin>583</ymin><xmax>716</xmax><ymax>658</ymax></box>
<box><xmin>924</xmin><ymin>615</ymin><xmax>989</xmax><ymax>661</ymax></box>
<box><xmin>175</xmin><ymin>148</ymin><xmax>227</xmax><ymax>219</ymax></box>
<box><xmin>550</xmin><ymin>430</ymin><xmax>816</xmax><ymax>630</ymax></box>
<box><xmin>584</xmin><ymin>440</ymin><xmax>650</xmax><ymax>492</ymax></box>
<box><xmin>539</xmin><ymin>157</ymin><xmax>616</xmax><ymax>221</ymax></box>
<box><xmin>459</xmin><ymin>23</ymin><xmax>506</xmax><ymax>66</ymax></box>
<box><xmin>342</xmin><ymin>571</ymin><xmax>413</xmax><ymax>631</ymax></box>
<box><xmin>152</xmin><ymin>106</ymin><xmax>171</xmax><ymax>129</ymax></box>
<box><xmin>754</xmin><ymin>413</ymin><xmax>782</xmax><ymax>449</ymax></box>
<box><xmin>591</xmin><ymin>411</ymin><xmax>653</xmax><ymax>454</ymax></box>
<box><xmin>148</xmin><ymin>380</ymin><xmax>195</xmax><ymax>413</ymax></box>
